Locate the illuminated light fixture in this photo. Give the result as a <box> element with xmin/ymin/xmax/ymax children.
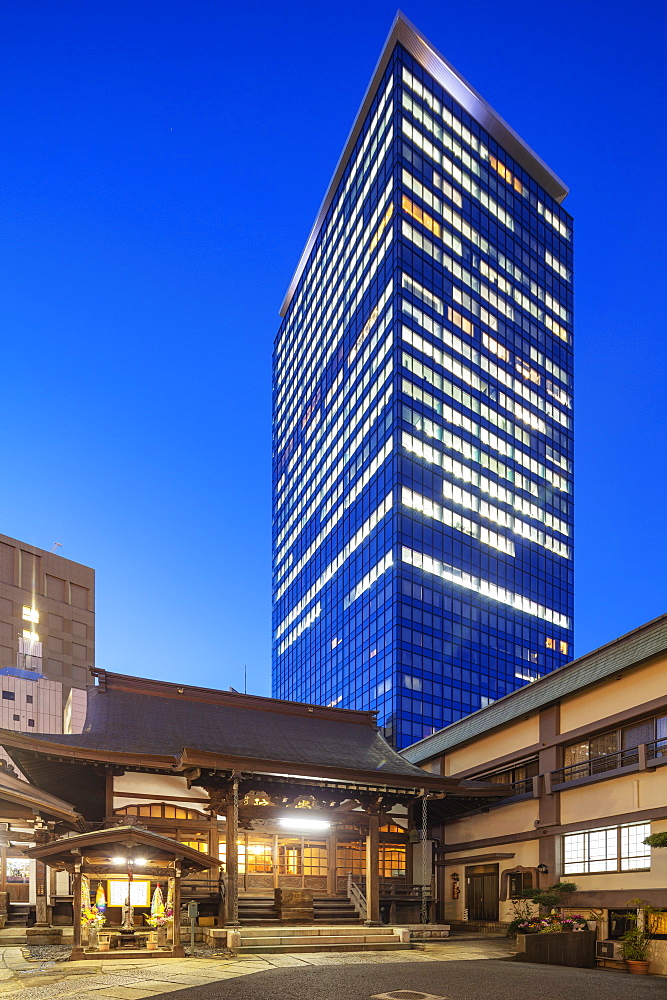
<box><xmin>278</xmin><ymin>817</ymin><xmax>330</xmax><ymax>831</ymax></box>
<box><xmin>22</xmin><ymin>607</ymin><xmax>39</xmax><ymax>623</ymax></box>
<box><xmin>134</xmin><ymin>858</ymin><xmax>147</xmax><ymax>866</ymax></box>
<box><xmin>112</xmin><ymin>856</ymin><xmax>126</xmax><ymax>865</ymax></box>
<box><xmin>248</xmin><ymin>844</ymin><xmax>266</xmax><ymax>855</ymax></box>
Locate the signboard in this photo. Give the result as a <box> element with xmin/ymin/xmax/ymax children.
<box><xmin>107</xmin><ymin>879</ymin><xmax>150</xmax><ymax>907</ymax></box>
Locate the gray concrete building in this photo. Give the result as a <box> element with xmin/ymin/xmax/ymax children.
<box><xmin>0</xmin><ymin>534</ymin><xmax>93</xmax><ymax>730</ymax></box>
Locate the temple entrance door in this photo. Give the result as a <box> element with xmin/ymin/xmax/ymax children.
<box><xmin>465</xmin><ymin>864</ymin><xmax>499</xmax><ymax>921</ymax></box>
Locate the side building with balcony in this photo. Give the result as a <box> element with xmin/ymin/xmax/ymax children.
<box><xmin>402</xmin><ymin>612</ymin><xmax>667</xmax><ymax>972</ymax></box>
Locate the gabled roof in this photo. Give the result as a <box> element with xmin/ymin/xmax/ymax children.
<box><xmin>280</xmin><ymin>11</ymin><xmax>568</xmax><ymax>316</ymax></box>
<box><xmin>0</xmin><ymin>669</ymin><xmax>447</xmax><ymax>792</ymax></box>
<box><xmin>0</xmin><ymin>765</ymin><xmax>83</xmax><ymax>829</ymax></box>
<box><xmin>402</xmin><ymin>613</ymin><xmax>667</xmax><ymax>764</ymax></box>
<box><xmin>24</xmin><ymin>824</ymin><xmax>219</xmax><ymax>873</ymax></box>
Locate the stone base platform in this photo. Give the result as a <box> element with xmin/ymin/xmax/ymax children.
<box><xmin>70</xmin><ymin>946</ymin><xmax>185</xmax><ymax>960</ymax></box>
<box><xmin>206</xmin><ymin>924</ymin><xmax>412</xmax><ymax>954</ymax></box>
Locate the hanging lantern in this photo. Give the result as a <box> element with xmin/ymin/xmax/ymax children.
<box><xmin>151</xmin><ymin>884</ymin><xmax>165</xmax><ymax>920</ymax></box>
<box><xmin>95</xmin><ymin>884</ymin><xmax>107</xmax><ymax>913</ymax></box>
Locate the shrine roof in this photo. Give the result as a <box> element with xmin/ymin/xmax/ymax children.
<box><xmin>0</xmin><ymin>670</ymin><xmax>448</xmax><ymax>791</ymax></box>
<box><xmin>23</xmin><ymin>824</ymin><xmax>219</xmax><ymax>872</ymax></box>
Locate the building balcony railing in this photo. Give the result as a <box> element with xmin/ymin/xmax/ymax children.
<box><xmin>550</xmin><ymin>739</ymin><xmax>667</xmax><ymax>788</ymax></box>
<box><xmin>484</xmin><ymin>740</ymin><xmax>667</xmax><ymax>799</ymax></box>
<box><xmin>484</xmin><ymin>776</ymin><xmax>537</xmax><ymax>799</ymax></box>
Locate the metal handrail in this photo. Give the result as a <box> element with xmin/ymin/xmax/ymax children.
<box><xmin>551</xmin><ymin>741</ymin><xmax>667</xmax><ymax>784</ymax></box>
<box><xmin>646</xmin><ymin>738</ymin><xmax>667</xmax><ymax>759</ymax></box>
<box><xmin>501</xmin><ymin>777</ymin><xmax>534</xmax><ymax>795</ymax></box>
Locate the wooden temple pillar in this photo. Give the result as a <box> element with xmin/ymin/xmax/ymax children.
<box><xmin>224</xmin><ymin>777</ymin><xmax>240</xmax><ymax>926</ymax></box>
<box><xmin>34</xmin><ymin>861</ymin><xmax>48</xmax><ymax>926</ymax></box>
<box><xmin>0</xmin><ymin>824</ymin><xmax>7</xmax><ymax>894</ymax></box>
<box><xmin>208</xmin><ymin>816</ymin><xmax>219</xmax><ymax>883</ymax></box>
<box><xmin>364</xmin><ymin>807</ymin><xmax>381</xmax><ymax>925</ymax></box>
<box><xmin>34</xmin><ymin>824</ymin><xmax>51</xmax><ymax>927</ymax></box>
<box><xmin>327</xmin><ymin>831</ymin><xmax>338</xmax><ymax>895</ymax></box>
<box><xmin>72</xmin><ymin>863</ymin><xmax>82</xmax><ymax>951</ymax></box>
<box><xmin>172</xmin><ymin>864</ymin><xmax>183</xmax><ymax>955</ymax></box>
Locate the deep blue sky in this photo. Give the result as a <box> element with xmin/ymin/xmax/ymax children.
<box><xmin>1</xmin><ymin>0</ymin><xmax>665</xmax><ymax>695</ymax></box>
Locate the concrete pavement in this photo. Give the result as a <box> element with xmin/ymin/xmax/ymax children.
<box><xmin>0</xmin><ymin>937</ymin><xmax>661</xmax><ymax>1000</ymax></box>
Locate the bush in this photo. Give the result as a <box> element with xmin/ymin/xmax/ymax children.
<box><xmin>517</xmin><ymin>881</ymin><xmax>577</xmax><ymax>910</ymax></box>
<box><xmin>643</xmin><ymin>832</ymin><xmax>667</xmax><ymax>849</ymax></box>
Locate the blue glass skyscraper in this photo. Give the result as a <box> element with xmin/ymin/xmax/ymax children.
<box><xmin>272</xmin><ymin>15</ymin><xmax>573</xmax><ymax>748</ymax></box>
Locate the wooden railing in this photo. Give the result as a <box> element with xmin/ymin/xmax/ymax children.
<box><xmin>346</xmin><ymin>874</ymin><xmax>367</xmax><ymax>920</ymax></box>
<box><xmin>349</xmin><ymin>876</ymin><xmax>436</xmax><ymax>901</ymax></box>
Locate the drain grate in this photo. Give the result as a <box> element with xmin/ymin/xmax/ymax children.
<box><xmin>372</xmin><ymin>992</ymin><xmax>448</xmax><ymax>1000</ymax></box>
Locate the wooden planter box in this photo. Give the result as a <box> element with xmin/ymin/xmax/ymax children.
<box><xmin>516</xmin><ymin>931</ymin><xmax>596</xmax><ymax>968</ymax></box>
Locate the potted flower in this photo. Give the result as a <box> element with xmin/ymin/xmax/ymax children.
<box><xmin>516</xmin><ymin>917</ymin><xmax>541</xmax><ymax>935</ymax></box>
<box><xmin>617</xmin><ymin>899</ymin><xmax>658</xmax><ymax>975</ymax></box>
<box><xmin>82</xmin><ymin>905</ymin><xmax>106</xmax><ymax>950</ymax></box>
<box><xmin>147</xmin><ymin>910</ymin><xmax>172</xmax><ymax>947</ymax></box>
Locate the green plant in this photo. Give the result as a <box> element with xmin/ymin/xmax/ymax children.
<box><xmin>518</xmin><ymin>881</ymin><xmax>577</xmax><ymax>911</ymax></box>
<box><xmin>507</xmin><ymin>896</ymin><xmax>537</xmax><ymax>937</ymax></box>
<box><xmin>643</xmin><ymin>832</ymin><xmax>667</xmax><ymax>849</ymax></box>
<box><xmin>615</xmin><ymin>898</ymin><xmax>659</xmax><ymax>963</ymax></box>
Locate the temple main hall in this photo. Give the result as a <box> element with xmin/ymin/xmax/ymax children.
<box><xmin>0</xmin><ymin>669</ymin><xmax>503</xmax><ymax>955</ymax></box>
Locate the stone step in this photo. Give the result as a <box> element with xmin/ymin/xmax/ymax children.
<box><xmin>240</xmin><ymin>924</ymin><xmax>397</xmax><ymax>937</ymax></box>
<box><xmin>238</xmin><ymin>941</ymin><xmax>411</xmax><ymax>954</ymax></box>
<box><xmin>242</xmin><ymin>933</ymin><xmax>397</xmax><ymax>947</ymax></box>
<box><xmin>239</xmin><ymin>919</ymin><xmax>282</xmax><ymax>925</ymax></box>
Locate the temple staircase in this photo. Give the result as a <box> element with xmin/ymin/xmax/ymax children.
<box><xmin>6</xmin><ymin>904</ymin><xmax>30</xmax><ymax>928</ymax></box>
<box><xmin>238</xmin><ymin>894</ymin><xmax>360</xmax><ymax>925</ymax></box>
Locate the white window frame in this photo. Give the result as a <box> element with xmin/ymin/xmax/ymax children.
<box><xmin>562</xmin><ymin>822</ymin><xmax>651</xmax><ymax>875</ymax></box>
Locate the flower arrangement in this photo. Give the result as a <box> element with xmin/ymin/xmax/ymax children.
<box><xmin>82</xmin><ymin>905</ymin><xmax>106</xmax><ymax>928</ymax></box>
<box><xmin>146</xmin><ymin>905</ymin><xmax>173</xmax><ymax>928</ymax></box>
<box><xmin>516</xmin><ymin>912</ymin><xmax>588</xmax><ymax>935</ymax></box>
<box><xmin>146</xmin><ymin>885</ymin><xmax>173</xmax><ymax>928</ymax></box>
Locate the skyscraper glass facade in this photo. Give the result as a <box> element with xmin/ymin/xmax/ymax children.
<box><xmin>272</xmin><ymin>17</ymin><xmax>573</xmax><ymax>748</ymax></box>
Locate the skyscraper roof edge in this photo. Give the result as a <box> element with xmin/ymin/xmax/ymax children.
<box><xmin>279</xmin><ymin>10</ymin><xmax>569</xmax><ymax>317</ymax></box>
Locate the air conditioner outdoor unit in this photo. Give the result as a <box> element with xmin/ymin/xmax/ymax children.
<box><xmin>596</xmin><ymin>940</ymin><xmax>624</xmax><ymax>960</ymax></box>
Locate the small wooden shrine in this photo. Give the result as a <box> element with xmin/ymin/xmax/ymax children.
<box><xmin>25</xmin><ymin>825</ymin><xmax>219</xmax><ymax>958</ymax></box>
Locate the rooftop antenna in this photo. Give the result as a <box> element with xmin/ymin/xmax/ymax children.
<box><xmin>244</xmin><ymin>665</ymin><xmax>247</xmax><ymax>694</ymax></box>
<box><xmin>51</xmin><ymin>542</ymin><xmax>62</xmax><ymax>554</ymax></box>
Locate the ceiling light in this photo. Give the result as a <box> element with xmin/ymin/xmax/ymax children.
<box><xmin>278</xmin><ymin>817</ymin><xmax>330</xmax><ymax>831</ymax></box>
<box><xmin>112</xmin><ymin>856</ymin><xmax>126</xmax><ymax>865</ymax></box>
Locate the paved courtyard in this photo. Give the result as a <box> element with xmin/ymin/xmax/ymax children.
<box><xmin>0</xmin><ymin>938</ymin><xmax>662</xmax><ymax>1000</ymax></box>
